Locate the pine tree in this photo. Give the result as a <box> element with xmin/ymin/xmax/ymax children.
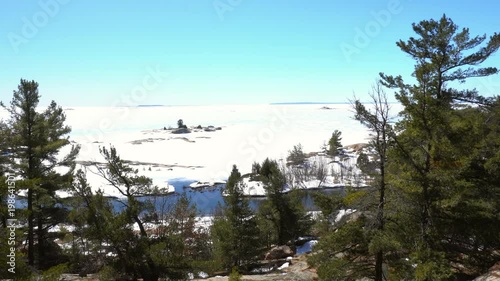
<box><xmin>310</xmin><ymin>84</ymin><xmax>395</xmax><ymax>281</ymax></box>
<box><xmin>380</xmin><ymin>15</ymin><xmax>500</xmax><ymax>279</ymax></box>
<box><xmin>71</xmin><ymin>148</ymin><xmax>214</xmax><ymax>280</ymax></box>
<box><xmin>257</xmin><ymin>158</ymin><xmax>311</xmax><ymax>246</ymax></box>
<box><xmin>352</xmin><ymin>82</ymin><xmax>393</xmax><ymax>281</ymax></box>
<box><xmin>211</xmin><ymin>165</ymin><xmax>261</xmax><ymax>272</ymax></box>
<box><xmin>70</xmin><ymin>146</ymin><xmax>166</xmax><ymax>280</ymax></box>
<box><xmin>1</xmin><ymin>79</ymin><xmax>79</xmax><ymax>269</ymax></box>
<box><xmin>287</xmin><ymin>143</ymin><xmax>306</xmax><ymax>165</ymax></box>
<box><xmin>96</xmin><ymin>146</ymin><xmax>162</xmax><ymax>280</ymax></box>
<box><xmin>158</xmin><ymin>193</ymin><xmax>200</xmax><ymax>278</ymax></box>
<box><xmin>328</xmin><ymin>130</ymin><xmax>343</xmax><ymax>156</ymax></box>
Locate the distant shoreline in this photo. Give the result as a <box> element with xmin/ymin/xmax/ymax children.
<box><xmin>269</xmin><ymin>102</ymin><xmax>347</xmax><ymax>105</ymax></box>
<box><xmin>137</xmin><ymin>104</ymin><xmax>166</xmax><ymax>107</ymax></box>
<box><xmin>269</xmin><ymin>101</ymin><xmax>400</xmax><ymax>105</ymax></box>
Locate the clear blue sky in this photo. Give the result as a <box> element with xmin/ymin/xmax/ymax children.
<box><xmin>1</xmin><ymin>0</ymin><xmax>500</xmax><ymax>106</ymax></box>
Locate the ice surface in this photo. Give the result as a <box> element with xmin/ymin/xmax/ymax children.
<box><xmin>2</xmin><ymin>103</ymin><xmax>402</xmax><ymax>197</ymax></box>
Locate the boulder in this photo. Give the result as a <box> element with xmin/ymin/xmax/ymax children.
<box><xmin>265</xmin><ymin>245</ymin><xmax>295</xmax><ymax>260</ymax></box>
<box><xmin>204</xmin><ymin>126</ymin><xmax>216</xmax><ymax>132</ymax></box>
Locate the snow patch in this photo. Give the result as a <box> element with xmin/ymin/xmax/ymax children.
<box><xmin>278</xmin><ymin>262</ymin><xmax>289</xmax><ymax>270</ymax></box>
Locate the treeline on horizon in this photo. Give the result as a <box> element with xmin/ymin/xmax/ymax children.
<box><xmin>1</xmin><ymin>15</ymin><xmax>500</xmax><ymax>281</ymax></box>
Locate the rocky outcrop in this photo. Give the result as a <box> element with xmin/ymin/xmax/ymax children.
<box><xmin>193</xmin><ymin>254</ymin><xmax>318</xmax><ymax>281</ymax></box>
<box><xmin>204</xmin><ymin>126</ymin><xmax>216</xmax><ymax>132</ymax></box>
<box><xmin>344</xmin><ymin>143</ymin><xmax>368</xmax><ymax>152</ymax></box>
<box><xmin>265</xmin><ymin>245</ymin><xmax>295</xmax><ymax>260</ymax></box>
<box><xmin>172</xmin><ymin>127</ymin><xmax>191</xmax><ymax>134</ymax></box>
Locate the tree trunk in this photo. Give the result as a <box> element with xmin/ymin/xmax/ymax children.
<box><xmin>375</xmin><ymin>251</ymin><xmax>384</xmax><ymax>281</ymax></box>
<box><xmin>28</xmin><ymin>188</ymin><xmax>34</xmax><ymax>266</ymax></box>
<box><xmin>37</xmin><ymin>211</ymin><xmax>44</xmax><ymax>269</ymax></box>
<box><xmin>131</xmin><ymin>200</ymin><xmax>158</xmax><ymax>281</ymax></box>
<box><xmin>375</xmin><ymin>153</ymin><xmax>386</xmax><ymax>281</ymax></box>
<box><xmin>27</xmin><ymin>137</ymin><xmax>35</xmax><ymax>267</ymax></box>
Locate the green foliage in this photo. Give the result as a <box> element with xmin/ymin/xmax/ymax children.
<box><xmin>310</xmin><ymin>192</ymin><xmax>343</xmax><ymax>235</ymax></box>
<box><xmin>0</xmin><ymin>227</ymin><xmax>32</xmax><ymax>280</ymax></box>
<box><xmin>259</xmin><ymin>158</ymin><xmax>276</xmax><ymax>179</ymax></box>
<box><xmin>68</xmin><ymin>147</ymin><xmax>183</xmax><ymax>281</ymax></box>
<box><xmin>256</xmin><ymin>159</ymin><xmax>312</xmax><ymax>246</ymax></box>
<box><xmin>191</xmin><ymin>260</ymin><xmax>221</xmax><ymax>277</ymax></box>
<box><xmin>411</xmin><ymin>250</ymin><xmax>453</xmax><ymax>281</ymax></box>
<box><xmin>228</xmin><ymin>266</ymin><xmax>242</xmax><ymax>281</ymax></box>
<box><xmin>312</xmin><ymin>16</ymin><xmax>500</xmax><ymax>281</ymax></box>
<box><xmin>287</xmin><ymin>143</ymin><xmax>306</xmax><ymax>165</ymax></box>
<box><xmin>367</xmin><ymin>230</ymin><xmax>401</xmax><ymax>257</ymax></box>
<box><xmin>378</xmin><ymin>15</ymin><xmax>500</xmax><ymax>279</ymax></box>
<box><xmin>342</xmin><ymin>189</ymin><xmax>368</xmax><ymax>207</ymax></box>
<box><xmin>155</xmin><ymin>193</ymin><xmax>211</xmax><ymax>278</ymax></box>
<box><xmin>211</xmin><ymin>165</ymin><xmax>262</xmax><ymax>271</ymax></box>
<box><xmin>177</xmin><ymin>119</ymin><xmax>187</xmax><ymax>129</ymax></box>
<box><xmin>311</xmin><ymin>192</ymin><xmax>343</xmax><ymax>219</ymax></box>
<box><xmin>357</xmin><ymin>151</ymin><xmax>378</xmax><ymax>176</ymax></box>
<box><xmin>327</xmin><ymin>130</ymin><xmax>342</xmax><ymax>156</ymax></box>
<box><xmin>40</xmin><ymin>263</ymin><xmax>68</xmax><ymax>281</ymax></box>
<box><xmin>97</xmin><ymin>265</ymin><xmax>116</xmax><ymax>281</ymax></box>
<box><xmin>309</xmin><ymin>216</ymin><xmax>372</xmax><ymax>281</ymax></box>
<box><xmin>0</xmin><ymin>79</ymin><xmax>79</xmax><ymax>269</ymax></box>
<box><xmin>251</xmin><ymin>161</ymin><xmax>261</xmax><ymax>174</ymax></box>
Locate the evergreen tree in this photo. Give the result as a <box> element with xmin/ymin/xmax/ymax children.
<box><xmin>0</xmin><ymin>79</ymin><xmax>79</xmax><ymax>269</ymax></box>
<box><xmin>211</xmin><ymin>165</ymin><xmax>261</xmax><ymax>272</ymax></box>
<box><xmin>157</xmin><ymin>193</ymin><xmax>204</xmax><ymax>278</ymax></box>
<box><xmin>96</xmin><ymin>146</ymin><xmax>162</xmax><ymax>281</ymax></box>
<box><xmin>352</xmin><ymin>83</ymin><xmax>393</xmax><ymax>281</ymax></box>
<box><xmin>70</xmin><ymin>147</ymin><xmax>214</xmax><ymax>280</ymax></box>
<box><xmin>380</xmin><ymin>15</ymin><xmax>500</xmax><ymax>279</ymax></box>
<box><xmin>310</xmin><ymin>84</ymin><xmax>395</xmax><ymax>281</ymax></box>
<box><xmin>70</xmin><ymin>147</ymin><xmax>171</xmax><ymax>280</ymax></box>
<box><xmin>328</xmin><ymin>130</ymin><xmax>343</xmax><ymax>156</ymax></box>
<box><xmin>257</xmin><ymin>158</ymin><xmax>311</xmax><ymax>246</ymax></box>
<box><xmin>287</xmin><ymin>143</ymin><xmax>306</xmax><ymax>165</ymax></box>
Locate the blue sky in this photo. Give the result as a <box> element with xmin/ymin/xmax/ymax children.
<box><xmin>1</xmin><ymin>0</ymin><xmax>500</xmax><ymax>106</ymax></box>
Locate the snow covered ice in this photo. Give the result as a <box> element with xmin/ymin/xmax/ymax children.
<box><xmin>2</xmin><ymin>103</ymin><xmax>401</xmax><ymax>197</ymax></box>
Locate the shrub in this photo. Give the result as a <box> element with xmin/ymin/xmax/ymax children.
<box><xmin>41</xmin><ymin>263</ymin><xmax>68</xmax><ymax>281</ymax></box>
<box><xmin>229</xmin><ymin>267</ymin><xmax>242</xmax><ymax>281</ymax></box>
<box><xmin>98</xmin><ymin>265</ymin><xmax>116</xmax><ymax>281</ymax></box>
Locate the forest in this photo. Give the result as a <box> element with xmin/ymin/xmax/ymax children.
<box><xmin>1</xmin><ymin>15</ymin><xmax>499</xmax><ymax>281</ymax></box>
